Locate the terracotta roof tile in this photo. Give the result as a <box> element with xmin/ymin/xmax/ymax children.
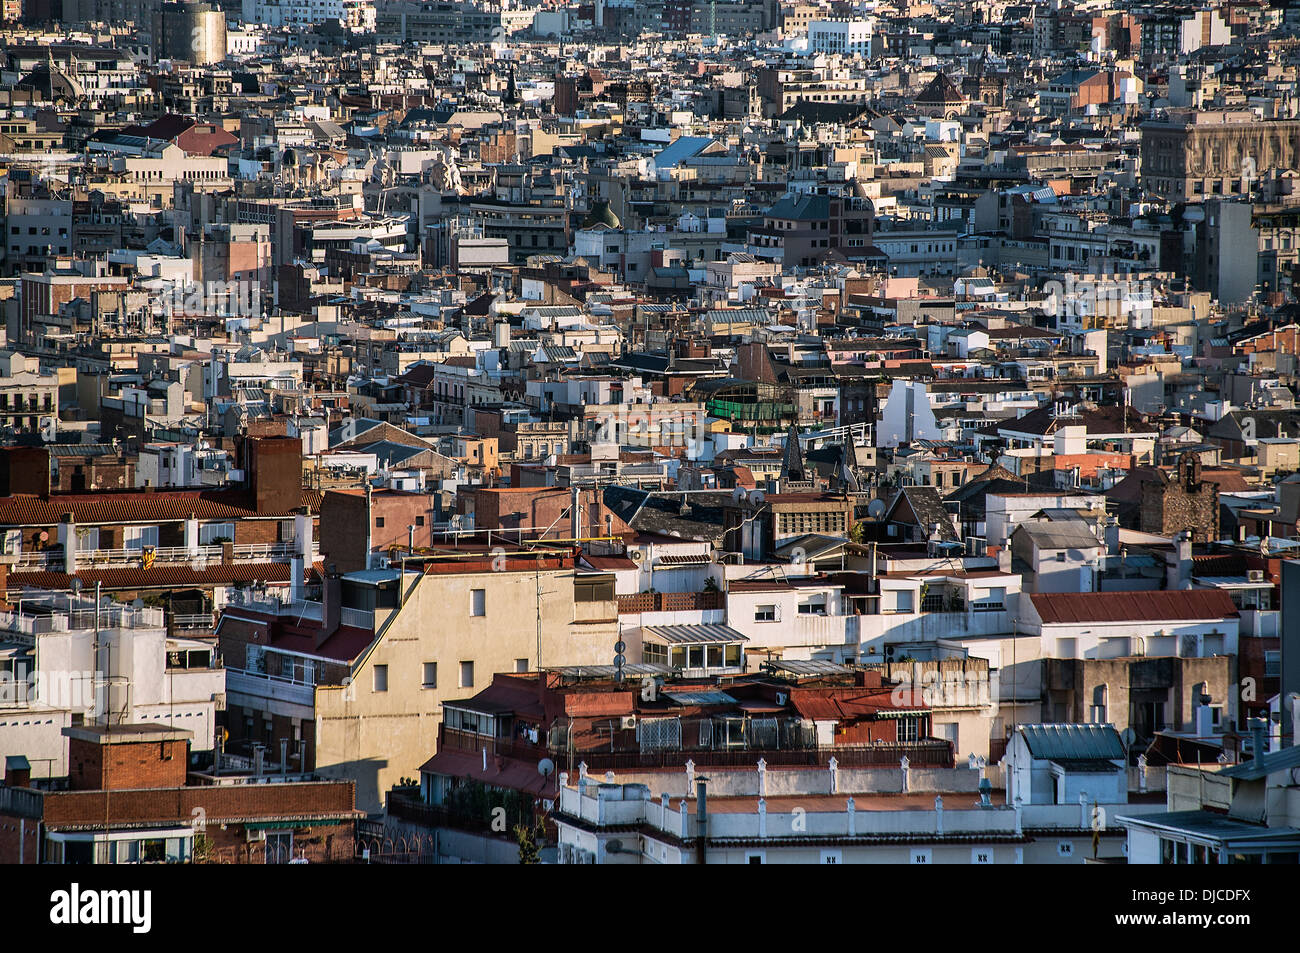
<box><xmin>0</xmin><ymin>489</ymin><xmax>322</xmax><ymax>526</ymax></box>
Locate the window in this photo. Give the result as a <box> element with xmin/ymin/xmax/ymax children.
<box><xmin>754</xmin><ymin>604</ymin><xmax>777</xmax><ymax>622</ymax></box>
<box><xmin>266</xmin><ymin>830</ymin><xmax>293</xmax><ymax>864</ymax></box>
<box><xmin>415</xmin><ymin>516</ymin><xmax>425</xmax><ymax>527</ymax></box>
<box><xmin>898</xmin><ymin>717</ymin><xmax>920</xmax><ymax>742</ymax></box>
<box><xmin>460</xmin><ymin>661</ymin><xmax>474</xmax><ymax>688</ymax></box>
<box><xmin>422</xmin><ymin>662</ymin><xmax>437</xmax><ymax>689</ymax></box>
<box><xmin>574</xmin><ymin>577</ymin><xmax>615</xmax><ymax>602</ymax></box>
<box><xmin>373</xmin><ymin>665</ymin><xmax>388</xmax><ymax>692</ymax></box>
<box><xmin>1265</xmin><ymin>651</ymin><xmax>1281</xmax><ymax>677</ymax></box>
<box><xmin>200</xmin><ymin>522</ymin><xmax>234</xmax><ymax>544</ymax></box>
<box><xmin>746</xmin><ymin>852</ymin><xmax>765</xmax><ymax>864</ymax></box>
<box><xmin>515</xmin><ymin>659</ymin><xmax>529</xmax><ymax>673</ymax></box>
<box><xmin>798</xmin><ymin>598</ymin><xmax>827</xmax><ymax>615</ymax></box>
<box><xmin>972</xmin><ymin>848</ymin><xmax>993</xmax><ymax>864</ymax></box>
<box><xmin>375</xmin><ymin>517</ymin><xmax>385</xmax><ymax>528</ymax></box>
<box><xmin>470</xmin><ymin>589</ymin><xmax>485</xmax><ymax>616</ymax></box>
<box><xmin>1090</xmin><ymin>685</ymin><xmax>1108</xmax><ymax>724</ymax></box>
<box><xmin>820</xmin><ymin>850</ymin><xmax>842</xmax><ymax>864</ymax></box>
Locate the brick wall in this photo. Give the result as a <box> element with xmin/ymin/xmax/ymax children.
<box><xmin>0</xmin><ymin>815</ymin><xmax>41</xmax><ymax>863</ymax></box>
<box><xmin>41</xmin><ymin>780</ymin><xmax>356</xmax><ymax>829</ymax></box>
<box><xmin>69</xmin><ymin>737</ymin><xmax>189</xmax><ymax>791</ymax></box>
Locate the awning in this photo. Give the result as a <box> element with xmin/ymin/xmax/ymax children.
<box><xmin>642</xmin><ymin>624</ymin><xmax>748</xmax><ymax>645</ymax></box>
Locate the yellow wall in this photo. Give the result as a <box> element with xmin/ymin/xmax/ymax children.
<box><xmin>314</xmin><ymin>567</ymin><xmax>616</xmax><ymax>811</ymax></box>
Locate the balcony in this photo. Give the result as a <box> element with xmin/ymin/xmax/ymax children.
<box><xmin>438</xmin><ymin>725</ymin><xmax>548</xmax><ymax>763</ymax></box>
<box><xmin>10</xmin><ymin>541</ymin><xmax>317</xmax><ymax>572</ymax></box>
<box><xmin>340</xmin><ymin>606</ymin><xmax>374</xmax><ymax>630</ymax></box>
<box><xmin>224</xmin><ymin>667</ymin><xmax>316</xmax><ymax>710</ymax></box>
<box><xmin>617</xmin><ymin>591</ymin><xmax>725</xmax><ymax>615</ymax></box>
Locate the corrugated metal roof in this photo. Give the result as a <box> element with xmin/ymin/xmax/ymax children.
<box><xmin>1014</xmin><ymin>520</ymin><xmax>1103</xmax><ymax>550</ymax></box>
<box><xmin>762</xmin><ymin>659</ymin><xmax>851</xmax><ymax>675</ymax></box>
<box><xmin>1029</xmin><ymin>590</ymin><xmax>1238</xmax><ymax>624</ymax></box>
<box><xmin>1018</xmin><ymin>724</ymin><xmax>1125</xmax><ymax>761</ymax></box>
<box><xmin>642</xmin><ymin>624</ymin><xmax>748</xmax><ymax>645</ymax></box>
<box><xmin>546</xmin><ymin>663</ymin><xmax>670</xmax><ymax>678</ymax></box>
<box><xmin>1218</xmin><ymin>742</ymin><xmax>1300</xmax><ymax>781</ymax></box>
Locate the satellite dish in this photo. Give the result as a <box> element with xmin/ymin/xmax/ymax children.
<box><xmin>868</xmin><ymin>499</ymin><xmax>886</xmax><ymax>520</ymax></box>
<box><xmin>732</xmin><ymin>486</ymin><xmax>746</xmax><ymax>503</ymax></box>
<box><xmin>748</xmin><ymin>489</ymin><xmax>765</xmax><ymax>506</ymax></box>
<box><xmin>1120</xmin><ymin>727</ymin><xmax>1137</xmax><ymax>749</ymax></box>
<box><xmin>537</xmin><ymin>758</ymin><xmax>555</xmax><ymax>778</ymax></box>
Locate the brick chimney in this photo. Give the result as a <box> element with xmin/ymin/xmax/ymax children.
<box><xmin>317</xmin><ymin>563</ymin><xmax>342</xmax><ymax>650</ymax></box>
<box><xmin>245</xmin><ymin>435</ymin><xmax>303</xmax><ymax>515</ymax></box>
<box><xmin>3</xmin><ymin>755</ymin><xmax>31</xmax><ymax>788</ymax></box>
<box><xmin>0</xmin><ymin>446</ymin><xmax>51</xmax><ymax>497</ymax></box>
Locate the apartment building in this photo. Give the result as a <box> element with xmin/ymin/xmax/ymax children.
<box><xmin>218</xmin><ymin>548</ymin><xmax>617</xmax><ymax>811</ymax></box>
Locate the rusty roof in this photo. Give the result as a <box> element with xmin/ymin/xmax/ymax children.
<box><xmin>1028</xmin><ymin>589</ymin><xmax>1238</xmax><ymax>625</ymax></box>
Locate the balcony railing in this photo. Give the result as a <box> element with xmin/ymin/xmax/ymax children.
<box><xmin>340</xmin><ymin>606</ymin><xmax>374</xmax><ymax>630</ymax></box>
<box><xmin>617</xmin><ymin>591</ymin><xmax>725</xmax><ymax>615</ymax></box>
<box><xmin>564</xmin><ymin>740</ymin><xmax>954</xmax><ymax>771</ymax></box>
<box><xmin>438</xmin><ymin>726</ymin><xmax>548</xmax><ymax>764</ymax></box>
<box><xmin>225</xmin><ymin>667</ymin><xmax>316</xmax><ymax>708</ymax></box>
<box><xmin>10</xmin><ymin>541</ymin><xmax>317</xmax><ymax>571</ymax></box>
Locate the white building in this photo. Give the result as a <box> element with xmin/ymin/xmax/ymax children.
<box><xmin>878</xmin><ymin>380</ymin><xmax>944</xmax><ymax>448</ymax></box>
<box><xmin>807</xmin><ymin>19</ymin><xmax>876</xmax><ymax>57</ymax></box>
<box><xmin>241</xmin><ymin>0</ymin><xmax>376</xmax><ymax>31</ymax></box>
<box><xmin>552</xmin><ymin>767</ymin><xmax>1166</xmax><ymax>864</ymax></box>
<box><xmin>0</xmin><ymin>591</ymin><xmax>223</xmax><ymax>781</ymax></box>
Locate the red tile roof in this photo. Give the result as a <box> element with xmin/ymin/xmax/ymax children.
<box><xmin>1029</xmin><ymin>590</ymin><xmax>1238</xmax><ymax>625</ymax></box>
<box><xmin>417</xmin><ymin>749</ymin><xmax>554</xmax><ymax>796</ymax></box>
<box><xmin>7</xmin><ymin>563</ymin><xmax>295</xmax><ymax>591</ymax></box>
<box><xmin>0</xmin><ymin>489</ymin><xmax>323</xmax><ymax>526</ymax></box>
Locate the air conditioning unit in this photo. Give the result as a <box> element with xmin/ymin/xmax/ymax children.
<box><xmin>775</xmin><ymin>691</ymin><xmax>788</xmax><ymax>706</ymax></box>
<box><xmin>246</xmin><ymin>829</ymin><xmax>266</xmax><ymax>843</ymax></box>
<box><xmin>621</xmin><ymin>715</ymin><xmax>638</xmax><ymax>730</ymax></box>
<box><xmin>1248</xmin><ymin>570</ymin><xmax>1265</xmax><ymax>582</ymax></box>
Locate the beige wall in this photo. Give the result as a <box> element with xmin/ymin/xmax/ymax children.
<box><xmin>314</xmin><ymin>567</ymin><xmax>616</xmax><ymax>811</ymax></box>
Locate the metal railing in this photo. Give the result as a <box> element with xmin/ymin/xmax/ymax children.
<box><xmin>340</xmin><ymin>607</ymin><xmax>374</xmax><ymax>630</ymax></box>
<box><xmin>565</xmin><ymin>740</ymin><xmax>954</xmax><ymax>771</ymax></box>
<box><xmin>12</xmin><ymin>541</ymin><xmax>315</xmax><ymax>570</ymax></box>
<box><xmin>172</xmin><ymin>613</ymin><xmax>216</xmax><ymax>629</ymax></box>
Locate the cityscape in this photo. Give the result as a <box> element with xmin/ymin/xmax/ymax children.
<box><xmin>0</xmin><ymin>0</ymin><xmax>1296</xmax><ymax>884</ymax></box>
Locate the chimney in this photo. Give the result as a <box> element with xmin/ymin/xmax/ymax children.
<box><xmin>695</xmin><ymin>777</ymin><xmax>708</xmax><ymax>864</ymax></box>
<box><xmin>3</xmin><ymin>755</ymin><xmax>31</xmax><ymax>789</ymax></box>
<box><xmin>317</xmin><ymin>563</ymin><xmax>342</xmax><ymax>649</ymax></box>
<box><xmin>1249</xmin><ymin>717</ymin><xmax>1267</xmax><ymax>762</ymax></box>
<box><xmin>245</xmin><ymin>436</ymin><xmax>303</xmax><ymax>515</ymax></box>
<box><xmin>0</xmin><ymin>447</ymin><xmax>52</xmax><ymax>497</ymax></box>
<box><xmin>997</xmin><ymin>547</ymin><xmax>1011</xmax><ymax>573</ymax></box>
<box><xmin>1195</xmin><ymin>691</ymin><xmax>1213</xmax><ymax>739</ymax></box>
<box><xmin>1177</xmin><ymin>530</ymin><xmax>1193</xmax><ymax>589</ymax></box>
<box><xmin>1104</xmin><ymin>517</ymin><xmax>1120</xmax><ymax>556</ymax></box>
